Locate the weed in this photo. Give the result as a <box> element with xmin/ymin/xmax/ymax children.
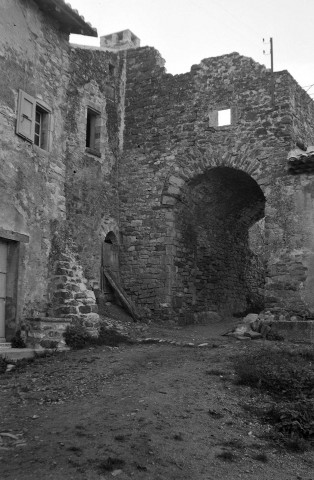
<box><xmin>234</xmin><ymin>347</ymin><xmax>314</xmax><ymax>399</ymax></box>
<box><xmin>98</xmin><ymin>457</ymin><xmax>125</xmax><ymax>472</ymax></box>
<box><xmin>216</xmin><ymin>451</ymin><xmax>236</xmax><ymax>462</ymax></box>
<box><xmin>284</xmin><ymin>437</ymin><xmax>311</xmax><ymax>452</ymax></box>
<box><xmin>67</xmin><ymin>446</ymin><xmax>82</xmax><ymax>454</ymax></box>
<box><xmin>93</xmin><ymin>324</ymin><xmax>132</xmax><ymax>347</ymax></box>
<box><xmin>208</xmin><ymin>409</ymin><xmax>224</xmax><ymax>419</ymax></box>
<box><xmin>0</xmin><ymin>356</ymin><xmax>8</xmax><ymax>374</ymax></box>
<box><xmin>222</xmin><ymin>438</ymin><xmax>245</xmax><ymax>450</ymax></box>
<box><xmin>234</xmin><ymin>345</ymin><xmax>314</xmax><ymax>449</ymax></box>
<box><xmin>11</xmin><ymin>330</ymin><xmax>26</xmax><ymax>348</ymax></box>
<box><xmin>205</xmin><ymin>369</ymin><xmax>226</xmax><ymax>376</ymax></box>
<box><xmin>63</xmin><ymin>323</ymin><xmax>91</xmax><ymax>349</ymax></box>
<box><xmin>252</xmin><ymin>452</ymin><xmax>268</xmax><ymax>462</ymax></box>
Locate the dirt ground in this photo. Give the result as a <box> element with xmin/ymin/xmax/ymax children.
<box><xmin>0</xmin><ymin>317</ymin><xmax>313</xmax><ymax>480</ymax></box>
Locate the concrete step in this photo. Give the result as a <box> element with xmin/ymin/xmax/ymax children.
<box><xmin>0</xmin><ymin>348</ymin><xmax>35</xmax><ymax>361</ymax></box>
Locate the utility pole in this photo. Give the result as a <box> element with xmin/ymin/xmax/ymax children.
<box><xmin>263</xmin><ymin>37</ymin><xmax>275</xmax><ymax>108</ymax></box>
<box><xmin>270</xmin><ymin>37</ymin><xmax>275</xmax><ymax>107</ymax></box>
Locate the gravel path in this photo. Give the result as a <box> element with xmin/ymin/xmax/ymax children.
<box><xmin>0</xmin><ymin>322</ymin><xmax>313</xmax><ymax>480</ymax></box>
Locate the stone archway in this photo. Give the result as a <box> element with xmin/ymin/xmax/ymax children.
<box><xmin>103</xmin><ymin>231</ymin><xmax>119</xmax><ymax>276</ymax></box>
<box><xmin>168</xmin><ymin>166</ymin><xmax>266</xmax><ymax>319</ymax></box>
<box><xmin>101</xmin><ymin>231</ymin><xmax>119</xmax><ymax>302</ymax></box>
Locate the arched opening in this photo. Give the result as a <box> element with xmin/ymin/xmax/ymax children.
<box><xmin>104</xmin><ymin>231</ymin><xmax>118</xmax><ymax>245</ymax></box>
<box><xmin>174</xmin><ymin>167</ymin><xmax>266</xmax><ymax>317</ymax></box>
<box><xmin>101</xmin><ymin>231</ymin><xmax>119</xmax><ymax>303</ymax></box>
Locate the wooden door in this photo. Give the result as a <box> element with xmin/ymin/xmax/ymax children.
<box><xmin>0</xmin><ymin>240</ymin><xmax>7</xmax><ymax>341</ymax></box>
<box><xmin>103</xmin><ymin>242</ymin><xmax>119</xmax><ymax>274</ymax></box>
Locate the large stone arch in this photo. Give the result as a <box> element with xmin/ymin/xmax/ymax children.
<box><xmin>161</xmin><ymin>146</ymin><xmax>266</xmax><ymax>206</ymax></box>
<box><xmin>158</xmin><ymin>152</ymin><xmax>267</xmax><ymax>321</ymax></box>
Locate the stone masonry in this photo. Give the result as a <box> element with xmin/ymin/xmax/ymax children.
<box><xmin>119</xmin><ymin>48</ymin><xmax>314</xmax><ymax>323</ymax></box>
<box><xmin>1</xmin><ymin>0</ymin><xmax>314</xmax><ymax>346</ymax></box>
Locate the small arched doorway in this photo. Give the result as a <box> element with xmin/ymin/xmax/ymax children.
<box><xmin>101</xmin><ymin>231</ymin><xmax>119</xmax><ymax>302</ymax></box>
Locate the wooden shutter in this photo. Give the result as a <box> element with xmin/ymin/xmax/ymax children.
<box><xmin>16</xmin><ymin>90</ymin><xmax>35</xmax><ymax>142</ymax></box>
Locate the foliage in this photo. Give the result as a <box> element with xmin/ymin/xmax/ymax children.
<box><xmin>234</xmin><ymin>345</ymin><xmax>314</xmax><ymax>449</ymax></box>
<box><xmin>0</xmin><ymin>356</ymin><xmax>8</xmax><ymax>374</ymax></box>
<box><xmin>11</xmin><ymin>330</ymin><xmax>26</xmax><ymax>348</ymax></box>
<box><xmin>216</xmin><ymin>451</ymin><xmax>236</xmax><ymax>462</ymax></box>
<box><xmin>63</xmin><ymin>323</ymin><xmax>91</xmax><ymax>350</ymax></box>
<box><xmin>234</xmin><ymin>346</ymin><xmax>314</xmax><ymax>399</ymax></box>
<box><xmin>63</xmin><ymin>320</ymin><xmax>132</xmax><ymax>350</ymax></box>
<box><xmin>267</xmin><ymin>399</ymin><xmax>314</xmax><ymax>442</ymax></box>
<box><xmin>92</xmin><ymin>324</ymin><xmax>132</xmax><ymax>347</ymax></box>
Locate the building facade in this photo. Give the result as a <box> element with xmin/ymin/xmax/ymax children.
<box><xmin>1</xmin><ymin>0</ymin><xmax>314</xmax><ymax>347</ymax></box>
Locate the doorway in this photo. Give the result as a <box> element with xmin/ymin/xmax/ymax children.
<box><xmin>100</xmin><ymin>232</ymin><xmax>119</xmax><ymax>303</ymax></box>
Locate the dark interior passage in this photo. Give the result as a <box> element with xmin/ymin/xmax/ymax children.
<box><xmin>174</xmin><ymin>167</ymin><xmax>266</xmax><ymax>316</ymax></box>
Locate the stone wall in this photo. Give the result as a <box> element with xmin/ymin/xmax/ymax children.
<box><xmin>0</xmin><ymin>1</ymin><xmax>110</xmax><ymax>341</ymax></box>
<box><xmin>2</xmin><ymin>2</ymin><xmax>314</xmax><ymax>334</ymax></box>
<box><xmin>0</xmin><ymin>0</ymin><xmax>71</xmax><ymax>330</ymax></box>
<box><xmin>64</xmin><ymin>47</ymin><xmax>123</xmax><ymax>286</ymax></box>
<box><xmin>118</xmin><ymin>47</ymin><xmax>314</xmax><ymax>321</ymax></box>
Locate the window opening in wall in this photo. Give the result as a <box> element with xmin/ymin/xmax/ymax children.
<box><xmin>34</xmin><ymin>104</ymin><xmax>49</xmax><ymax>149</ymax></box>
<box><xmin>218</xmin><ymin>108</ymin><xmax>231</xmax><ymax>126</ymax></box>
<box><xmin>117</xmin><ymin>32</ymin><xmax>123</xmax><ymax>41</ymax></box>
<box><xmin>109</xmin><ymin>63</ymin><xmax>115</xmax><ymax>76</ymax></box>
<box><xmin>86</xmin><ymin>107</ymin><xmax>101</xmax><ymax>155</ymax></box>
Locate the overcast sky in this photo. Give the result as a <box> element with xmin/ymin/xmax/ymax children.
<box><xmin>69</xmin><ymin>0</ymin><xmax>314</xmax><ymax>98</ymax></box>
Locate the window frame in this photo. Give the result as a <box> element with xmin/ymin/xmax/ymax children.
<box><xmin>85</xmin><ymin>105</ymin><xmax>101</xmax><ymax>157</ymax></box>
<box><xmin>208</xmin><ymin>106</ymin><xmax>236</xmax><ymax>129</ymax></box>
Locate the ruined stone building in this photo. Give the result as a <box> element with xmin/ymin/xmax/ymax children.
<box><xmin>1</xmin><ymin>0</ymin><xmax>314</xmax><ymax>347</ymax></box>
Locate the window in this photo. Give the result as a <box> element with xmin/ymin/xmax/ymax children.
<box><xmin>86</xmin><ymin>107</ymin><xmax>101</xmax><ymax>156</ymax></box>
<box><xmin>16</xmin><ymin>90</ymin><xmax>51</xmax><ymax>150</ymax></box>
<box><xmin>218</xmin><ymin>108</ymin><xmax>231</xmax><ymax>126</ymax></box>
<box><xmin>109</xmin><ymin>63</ymin><xmax>115</xmax><ymax>76</ymax></box>
<box><xmin>209</xmin><ymin>107</ymin><xmax>233</xmax><ymax>128</ymax></box>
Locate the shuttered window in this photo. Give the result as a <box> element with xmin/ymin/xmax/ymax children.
<box><xmin>16</xmin><ymin>90</ymin><xmax>51</xmax><ymax>151</ymax></box>
<box><xmin>16</xmin><ymin>90</ymin><xmax>35</xmax><ymax>142</ymax></box>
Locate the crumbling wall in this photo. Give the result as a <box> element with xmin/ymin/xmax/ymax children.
<box><xmin>119</xmin><ymin>47</ymin><xmax>313</xmax><ymax>321</ymax></box>
<box><xmin>64</xmin><ymin>47</ymin><xmax>123</xmax><ymax>288</ymax></box>
<box><xmin>264</xmin><ymin>75</ymin><xmax>314</xmax><ymax>317</ymax></box>
<box><xmin>0</xmin><ymin>0</ymin><xmax>71</xmax><ymax>326</ymax></box>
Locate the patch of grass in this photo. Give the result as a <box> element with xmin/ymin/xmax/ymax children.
<box><xmin>92</xmin><ymin>324</ymin><xmax>132</xmax><ymax>347</ymax></box>
<box><xmin>216</xmin><ymin>451</ymin><xmax>236</xmax><ymax>462</ymax></box>
<box><xmin>98</xmin><ymin>457</ymin><xmax>125</xmax><ymax>472</ymax></box>
<box><xmin>63</xmin><ymin>321</ymin><xmax>132</xmax><ymax>349</ymax></box>
<box><xmin>208</xmin><ymin>409</ymin><xmax>224</xmax><ymax>419</ymax></box>
<box><xmin>67</xmin><ymin>446</ymin><xmax>82</xmax><ymax>454</ymax></box>
<box><xmin>63</xmin><ymin>323</ymin><xmax>91</xmax><ymax>350</ymax></box>
<box><xmin>11</xmin><ymin>330</ymin><xmax>26</xmax><ymax>348</ymax></box>
<box><xmin>221</xmin><ymin>438</ymin><xmax>245</xmax><ymax>450</ymax></box>
<box><xmin>0</xmin><ymin>357</ymin><xmax>8</xmax><ymax>374</ymax></box>
<box><xmin>205</xmin><ymin>368</ymin><xmax>226</xmax><ymax>376</ymax></box>
<box><xmin>252</xmin><ymin>452</ymin><xmax>268</xmax><ymax>462</ymax></box>
<box><xmin>234</xmin><ymin>346</ymin><xmax>314</xmax><ymax>399</ymax></box>
<box><xmin>234</xmin><ymin>345</ymin><xmax>314</xmax><ymax>450</ymax></box>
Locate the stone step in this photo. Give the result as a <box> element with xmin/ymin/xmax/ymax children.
<box><xmin>0</xmin><ymin>348</ymin><xmax>35</xmax><ymax>361</ymax></box>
